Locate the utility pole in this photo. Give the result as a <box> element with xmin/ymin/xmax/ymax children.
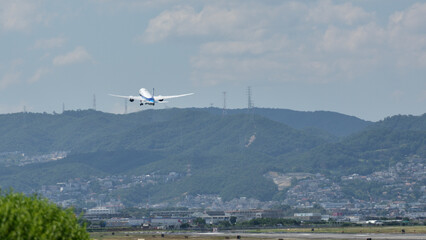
<box><xmin>247</xmin><ymin>86</ymin><xmax>253</xmax><ymax>110</ymax></box>
<box><xmin>222</xmin><ymin>91</ymin><xmax>227</xmax><ymax>116</ymax></box>
<box><xmin>247</xmin><ymin>86</ymin><xmax>255</xmax><ymax>125</ymax></box>
<box><xmin>93</xmin><ymin>94</ymin><xmax>96</xmax><ymax>110</ymax></box>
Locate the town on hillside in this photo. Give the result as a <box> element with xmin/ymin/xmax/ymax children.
<box><xmin>29</xmin><ymin>156</ymin><xmax>425</xmax><ymax>228</ymax></box>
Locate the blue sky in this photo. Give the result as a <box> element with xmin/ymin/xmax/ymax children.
<box><xmin>0</xmin><ymin>0</ymin><xmax>425</xmax><ymax>121</ymax></box>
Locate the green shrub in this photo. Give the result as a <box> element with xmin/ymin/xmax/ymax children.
<box><xmin>0</xmin><ymin>190</ymin><xmax>89</xmax><ymax>240</ymax></box>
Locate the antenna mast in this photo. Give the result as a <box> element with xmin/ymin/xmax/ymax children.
<box><xmin>93</xmin><ymin>94</ymin><xmax>96</xmax><ymax>110</ymax></box>
<box><xmin>247</xmin><ymin>86</ymin><xmax>253</xmax><ymax>110</ymax></box>
<box><xmin>222</xmin><ymin>91</ymin><xmax>227</xmax><ymax>116</ymax></box>
<box><xmin>247</xmin><ymin>86</ymin><xmax>255</xmax><ymax>125</ymax></box>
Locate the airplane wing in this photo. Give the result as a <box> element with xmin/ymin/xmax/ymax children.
<box><xmin>109</xmin><ymin>94</ymin><xmax>143</xmax><ymax>101</ymax></box>
<box><xmin>154</xmin><ymin>93</ymin><xmax>194</xmax><ymax>101</ymax></box>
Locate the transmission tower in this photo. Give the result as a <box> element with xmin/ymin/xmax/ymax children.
<box><xmin>247</xmin><ymin>86</ymin><xmax>254</xmax><ymax>110</ymax></box>
<box><xmin>222</xmin><ymin>91</ymin><xmax>227</xmax><ymax>116</ymax></box>
<box><xmin>247</xmin><ymin>86</ymin><xmax>256</xmax><ymax>126</ymax></box>
<box><xmin>93</xmin><ymin>94</ymin><xmax>96</xmax><ymax>110</ymax></box>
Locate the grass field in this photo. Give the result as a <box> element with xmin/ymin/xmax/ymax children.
<box><xmin>246</xmin><ymin>225</ymin><xmax>426</xmax><ymax>234</ymax></box>
<box><xmin>90</xmin><ymin>233</ymin><xmax>228</xmax><ymax>240</ymax></box>
<box><xmin>90</xmin><ymin>226</ymin><xmax>426</xmax><ymax>240</ymax></box>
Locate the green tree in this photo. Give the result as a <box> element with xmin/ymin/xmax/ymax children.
<box><xmin>193</xmin><ymin>217</ymin><xmax>206</xmax><ymax>226</ymax></box>
<box><xmin>0</xmin><ymin>190</ymin><xmax>89</xmax><ymax>240</ymax></box>
<box><xmin>230</xmin><ymin>216</ymin><xmax>237</xmax><ymax>225</ymax></box>
<box><xmin>180</xmin><ymin>223</ymin><xmax>190</xmax><ymax>229</ymax></box>
<box><xmin>99</xmin><ymin>220</ymin><xmax>107</xmax><ymax>228</ymax></box>
<box><xmin>239</xmin><ymin>218</ymin><xmax>300</xmax><ymax>227</ymax></box>
<box><xmin>217</xmin><ymin>221</ymin><xmax>231</xmax><ymax>227</ymax></box>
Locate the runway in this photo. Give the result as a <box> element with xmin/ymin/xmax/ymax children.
<box><xmin>194</xmin><ymin>232</ymin><xmax>426</xmax><ymax>240</ymax></box>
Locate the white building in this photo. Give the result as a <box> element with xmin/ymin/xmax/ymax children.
<box><xmin>150</xmin><ymin>217</ymin><xmax>191</xmax><ymax>227</ymax></box>
<box><xmin>192</xmin><ymin>211</ymin><xmax>230</xmax><ymax>224</ymax></box>
<box><xmin>87</xmin><ymin>206</ymin><xmax>115</xmax><ymax>215</ymax></box>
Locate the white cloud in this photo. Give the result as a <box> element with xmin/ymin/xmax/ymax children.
<box><xmin>0</xmin><ymin>0</ymin><xmax>42</xmax><ymax>31</ymax></box>
<box><xmin>0</xmin><ymin>72</ymin><xmax>20</xmax><ymax>90</ymax></box>
<box><xmin>389</xmin><ymin>3</ymin><xmax>426</xmax><ymax>33</ymax></box>
<box><xmin>94</xmin><ymin>0</ymin><xmax>178</xmax><ymax>11</ymax></box>
<box><xmin>142</xmin><ymin>1</ymin><xmax>426</xmax><ymax>86</ymax></box>
<box><xmin>53</xmin><ymin>46</ymin><xmax>92</xmax><ymax>66</ymax></box>
<box><xmin>28</xmin><ymin>67</ymin><xmax>49</xmax><ymax>83</ymax></box>
<box><xmin>387</xmin><ymin>2</ymin><xmax>426</xmax><ymax>67</ymax></box>
<box><xmin>143</xmin><ymin>1</ymin><xmax>381</xmax><ymax>85</ymax></box>
<box><xmin>191</xmin><ymin>56</ymin><xmax>288</xmax><ymax>86</ymax></box>
<box><xmin>307</xmin><ymin>0</ymin><xmax>373</xmax><ymax>25</ymax></box>
<box><xmin>142</xmin><ymin>4</ymin><xmax>266</xmax><ymax>43</ymax></box>
<box><xmin>200</xmin><ymin>37</ymin><xmax>288</xmax><ymax>56</ymax></box>
<box><xmin>319</xmin><ymin>23</ymin><xmax>385</xmax><ymax>53</ymax></box>
<box><xmin>34</xmin><ymin>37</ymin><xmax>66</xmax><ymax>49</ymax></box>
<box><xmin>316</xmin><ymin>2</ymin><xmax>426</xmax><ymax>68</ymax></box>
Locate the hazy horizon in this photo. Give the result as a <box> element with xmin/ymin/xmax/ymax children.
<box><xmin>1</xmin><ymin>0</ymin><xmax>425</xmax><ymax>121</ymax></box>
<box><xmin>3</xmin><ymin>106</ymin><xmax>425</xmax><ymax>123</ymax></box>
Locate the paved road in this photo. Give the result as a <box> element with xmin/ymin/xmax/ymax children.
<box><xmin>194</xmin><ymin>232</ymin><xmax>426</xmax><ymax>240</ymax></box>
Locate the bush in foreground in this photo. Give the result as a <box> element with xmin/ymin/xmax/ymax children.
<box><xmin>0</xmin><ymin>190</ymin><xmax>89</xmax><ymax>240</ymax></box>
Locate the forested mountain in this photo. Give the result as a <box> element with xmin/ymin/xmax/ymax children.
<box><xmin>0</xmin><ymin>109</ymin><xmax>324</xmax><ymax>154</ymax></box>
<box><xmin>372</xmin><ymin>113</ymin><xmax>426</xmax><ymax>132</ymax></box>
<box><xmin>0</xmin><ymin>108</ymin><xmax>424</xmax><ymax>203</ymax></box>
<box><xmin>202</xmin><ymin>107</ymin><xmax>372</xmax><ymax>137</ymax></box>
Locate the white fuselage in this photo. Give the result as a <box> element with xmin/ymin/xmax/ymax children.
<box><xmin>109</xmin><ymin>87</ymin><xmax>193</xmax><ymax>106</ymax></box>
<box><xmin>139</xmin><ymin>88</ymin><xmax>155</xmax><ymax>105</ymax></box>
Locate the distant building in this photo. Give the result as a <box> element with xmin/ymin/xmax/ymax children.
<box><xmin>87</xmin><ymin>207</ymin><xmax>115</xmax><ymax>215</ymax></box>
<box><xmin>150</xmin><ymin>210</ymin><xmax>195</xmax><ymax>218</ymax></box>
<box><xmin>149</xmin><ymin>217</ymin><xmax>191</xmax><ymax>228</ymax></box>
<box><xmin>320</xmin><ymin>202</ymin><xmax>348</xmax><ymax>209</ymax></box>
<box><xmin>226</xmin><ymin>209</ymin><xmax>284</xmax><ymax>222</ymax></box>
<box><xmin>106</xmin><ymin>218</ymin><xmax>130</xmax><ymax>227</ymax></box>
<box><xmin>192</xmin><ymin>211</ymin><xmax>230</xmax><ymax>224</ymax></box>
<box><xmin>348</xmin><ymin>216</ymin><xmax>360</xmax><ymax>222</ymax></box>
<box><xmin>294</xmin><ymin>213</ymin><xmax>321</xmax><ymax>221</ymax></box>
<box><xmin>128</xmin><ymin>219</ymin><xmax>147</xmax><ymax>227</ymax></box>
<box><xmin>105</xmin><ymin>218</ymin><xmax>147</xmax><ymax>227</ymax></box>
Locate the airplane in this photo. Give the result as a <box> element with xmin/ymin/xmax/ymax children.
<box><xmin>109</xmin><ymin>88</ymin><xmax>194</xmax><ymax>106</ymax></box>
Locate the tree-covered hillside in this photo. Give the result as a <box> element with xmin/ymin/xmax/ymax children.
<box><xmin>0</xmin><ymin>108</ymin><xmax>424</xmax><ymax>203</ymax></box>
<box><xmin>0</xmin><ymin>107</ymin><xmax>368</xmax><ymax>154</ymax></box>
<box><xmin>373</xmin><ymin>113</ymin><xmax>426</xmax><ymax>132</ymax></box>
<box><xmin>203</xmin><ymin>107</ymin><xmax>372</xmax><ymax>137</ymax></box>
